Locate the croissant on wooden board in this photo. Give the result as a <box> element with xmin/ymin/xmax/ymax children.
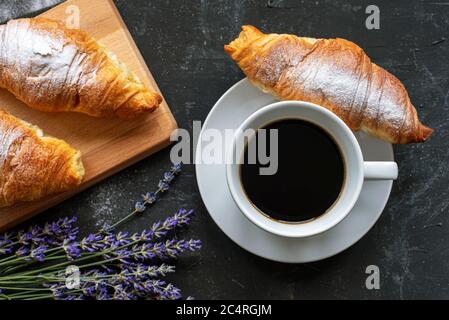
<box><xmin>0</xmin><ymin>17</ymin><xmax>162</xmax><ymax>119</ymax></box>
<box><xmin>0</xmin><ymin>109</ymin><xmax>84</xmax><ymax>208</ymax></box>
<box><xmin>225</xmin><ymin>26</ymin><xmax>433</xmax><ymax>144</ymax></box>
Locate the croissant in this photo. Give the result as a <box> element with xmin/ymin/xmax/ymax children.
<box><xmin>0</xmin><ymin>109</ymin><xmax>84</xmax><ymax>208</ymax></box>
<box><xmin>0</xmin><ymin>17</ymin><xmax>162</xmax><ymax>119</ymax></box>
<box><xmin>225</xmin><ymin>26</ymin><xmax>433</xmax><ymax>144</ymax></box>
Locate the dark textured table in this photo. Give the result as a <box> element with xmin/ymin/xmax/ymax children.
<box><xmin>1</xmin><ymin>0</ymin><xmax>447</xmax><ymax>299</ymax></box>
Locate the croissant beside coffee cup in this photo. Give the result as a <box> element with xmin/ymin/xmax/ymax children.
<box><xmin>225</xmin><ymin>25</ymin><xmax>433</xmax><ymax>144</ymax></box>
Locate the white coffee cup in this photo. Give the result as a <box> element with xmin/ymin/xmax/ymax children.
<box><xmin>226</xmin><ymin>101</ymin><xmax>398</xmax><ymax>238</ymax></box>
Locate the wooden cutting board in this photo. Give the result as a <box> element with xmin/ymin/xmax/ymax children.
<box><xmin>0</xmin><ymin>0</ymin><xmax>177</xmax><ymax>231</ymax></box>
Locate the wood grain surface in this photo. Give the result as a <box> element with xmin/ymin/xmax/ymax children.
<box><xmin>0</xmin><ymin>0</ymin><xmax>177</xmax><ymax>231</ymax></box>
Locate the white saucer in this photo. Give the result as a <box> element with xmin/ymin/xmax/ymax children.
<box><xmin>195</xmin><ymin>79</ymin><xmax>394</xmax><ymax>263</ymax></box>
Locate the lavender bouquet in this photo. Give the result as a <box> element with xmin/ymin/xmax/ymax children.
<box><xmin>0</xmin><ymin>164</ymin><xmax>201</xmax><ymax>300</ymax></box>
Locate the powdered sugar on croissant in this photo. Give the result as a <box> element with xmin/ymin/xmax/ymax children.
<box><xmin>0</xmin><ymin>17</ymin><xmax>162</xmax><ymax>119</ymax></box>
<box><xmin>225</xmin><ymin>26</ymin><xmax>433</xmax><ymax>144</ymax></box>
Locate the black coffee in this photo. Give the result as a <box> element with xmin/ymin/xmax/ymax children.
<box><xmin>240</xmin><ymin>119</ymin><xmax>345</xmax><ymax>223</ymax></box>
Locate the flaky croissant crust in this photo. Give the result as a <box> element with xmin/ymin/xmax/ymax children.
<box><xmin>0</xmin><ymin>18</ymin><xmax>162</xmax><ymax>119</ymax></box>
<box><xmin>225</xmin><ymin>26</ymin><xmax>433</xmax><ymax>144</ymax></box>
<box><xmin>0</xmin><ymin>109</ymin><xmax>84</xmax><ymax>208</ymax></box>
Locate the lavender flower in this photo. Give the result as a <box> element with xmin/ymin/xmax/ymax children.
<box><xmin>138</xmin><ymin>163</ymin><xmax>182</xmax><ymax>208</ymax></box>
<box><xmin>135</xmin><ymin>202</ymin><xmax>146</xmax><ymax>213</ymax></box>
<box><xmin>63</xmin><ymin>240</ymin><xmax>81</xmax><ymax>260</ymax></box>
<box><xmin>0</xmin><ymin>217</ymin><xmax>80</xmax><ymax>259</ymax></box>
<box><xmin>121</xmin><ymin>263</ymin><xmax>175</xmax><ymax>278</ymax></box>
<box><xmin>0</xmin><ymin>239</ymin><xmax>13</xmax><ymax>255</ymax></box>
<box><xmin>15</xmin><ymin>246</ymin><xmax>30</xmax><ymax>257</ymax></box>
<box><xmin>129</xmin><ymin>239</ymin><xmax>201</xmax><ymax>261</ymax></box>
<box><xmin>80</xmin><ymin>234</ymin><xmax>104</xmax><ymax>252</ymax></box>
<box><xmin>30</xmin><ymin>245</ymin><xmax>48</xmax><ymax>262</ymax></box>
<box><xmin>97</xmin><ymin>286</ymin><xmax>111</xmax><ymax>300</ymax></box>
<box><xmin>17</xmin><ymin>231</ymin><xmax>33</xmax><ymax>245</ymax></box>
<box><xmin>171</xmin><ymin>163</ymin><xmax>182</xmax><ymax>174</ymax></box>
<box><xmin>116</xmin><ymin>232</ymin><xmax>131</xmax><ymax>246</ymax></box>
<box><xmin>43</xmin><ymin>217</ymin><xmax>79</xmax><ymax>243</ymax></box>
<box><xmin>0</xmin><ymin>163</ymin><xmax>200</xmax><ymax>301</ymax></box>
<box><xmin>158</xmin><ymin>180</ymin><xmax>170</xmax><ymax>192</ymax></box>
<box><xmin>0</xmin><ymin>232</ymin><xmax>13</xmax><ymax>245</ymax></box>
<box><xmin>82</xmin><ymin>284</ymin><xmax>97</xmax><ymax>297</ymax></box>
<box><xmin>104</xmin><ymin>163</ymin><xmax>183</xmax><ymax>232</ymax></box>
<box><xmin>142</xmin><ymin>192</ymin><xmax>157</xmax><ymax>204</ymax></box>
<box><xmin>129</xmin><ymin>209</ymin><xmax>193</xmax><ymax>243</ymax></box>
<box><xmin>163</xmin><ymin>171</ymin><xmax>175</xmax><ymax>183</ymax></box>
<box><xmin>144</xmin><ymin>280</ymin><xmax>182</xmax><ymax>300</ymax></box>
<box><xmin>162</xmin><ymin>239</ymin><xmax>202</xmax><ymax>258</ymax></box>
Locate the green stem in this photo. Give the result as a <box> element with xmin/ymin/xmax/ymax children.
<box><xmin>106</xmin><ymin>188</ymin><xmax>162</xmax><ymax>231</ymax></box>
<box><xmin>5</xmin><ymin>287</ymin><xmax>57</xmax><ymax>298</ymax></box>
<box><xmin>0</xmin><ymin>254</ymin><xmax>19</xmax><ymax>265</ymax></box>
<box><xmin>0</xmin><ymin>285</ymin><xmax>51</xmax><ymax>291</ymax></box>
<box><xmin>0</xmin><ymin>280</ymin><xmax>45</xmax><ymax>285</ymax></box>
<box><xmin>0</xmin><ymin>247</ymin><xmax>64</xmax><ymax>267</ymax></box>
<box><xmin>0</xmin><ymin>256</ymin><xmax>26</xmax><ymax>267</ymax></box>
<box><xmin>24</xmin><ymin>294</ymin><xmax>55</xmax><ymax>300</ymax></box>
<box><xmin>0</xmin><ymin>229</ymin><xmax>54</xmax><ymax>255</ymax></box>
<box><xmin>14</xmin><ymin>237</ymin><xmax>143</xmax><ymax>277</ymax></box>
<box><xmin>106</xmin><ymin>210</ymin><xmax>138</xmax><ymax>231</ymax></box>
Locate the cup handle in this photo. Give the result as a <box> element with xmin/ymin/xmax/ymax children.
<box><xmin>363</xmin><ymin>161</ymin><xmax>398</xmax><ymax>180</ymax></box>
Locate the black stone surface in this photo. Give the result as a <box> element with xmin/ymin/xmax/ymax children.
<box><xmin>1</xmin><ymin>0</ymin><xmax>447</xmax><ymax>299</ymax></box>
